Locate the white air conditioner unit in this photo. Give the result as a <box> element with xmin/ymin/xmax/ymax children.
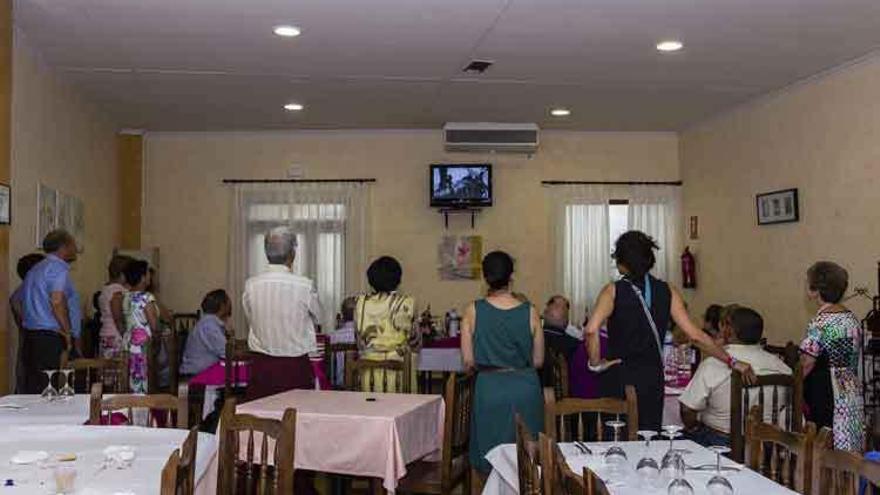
<box><xmin>443</xmin><ymin>122</ymin><xmax>539</xmax><ymax>153</ymax></box>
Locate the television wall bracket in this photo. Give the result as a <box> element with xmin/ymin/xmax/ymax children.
<box><xmin>438</xmin><ymin>207</ymin><xmax>481</xmax><ymax>229</ymax></box>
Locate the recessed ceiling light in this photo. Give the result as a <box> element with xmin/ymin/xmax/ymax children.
<box><xmin>273</xmin><ymin>25</ymin><xmax>301</xmax><ymax>37</ymax></box>
<box><xmin>550</xmin><ymin>108</ymin><xmax>571</xmax><ymax>117</ymax></box>
<box><xmin>656</xmin><ymin>40</ymin><xmax>684</xmax><ymax>52</ymax></box>
<box><xmin>283</xmin><ymin>103</ymin><xmax>304</xmax><ymax>111</ymax></box>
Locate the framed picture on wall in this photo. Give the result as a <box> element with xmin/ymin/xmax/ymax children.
<box><xmin>0</xmin><ymin>183</ymin><xmax>9</xmax><ymax>225</ymax></box>
<box><xmin>756</xmin><ymin>188</ymin><xmax>799</xmax><ymax>225</ymax></box>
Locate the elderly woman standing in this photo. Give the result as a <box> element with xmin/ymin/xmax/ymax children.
<box><xmin>355</xmin><ymin>256</ymin><xmax>416</xmax><ymax>393</ymax></box>
<box><xmin>799</xmin><ymin>261</ymin><xmax>864</xmax><ymax>451</ymax></box>
<box><xmin>122</xmin><ymin>260</ymin><xmax>159</xmax><ymax>394</ymax></box>
<box><xmin>98</xmin><ymin>255</ymin><xmax>131</xmax><ymax>359</ymax></box>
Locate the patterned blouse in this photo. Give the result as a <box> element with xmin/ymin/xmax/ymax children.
<box><xmin>799</xmin><ymin>310</ymin><xmax>864</xmax><ymax>451</ymax></box>
<box><xmin>355</xmin><ymin>292</ymin><xmax>416</xmax><ymax>360</ymax></box>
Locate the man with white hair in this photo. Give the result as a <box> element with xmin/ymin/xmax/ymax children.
<box><xmin>242</xmin><ymin>226</ymin><xmax>323</xmax><ymax>401</ymax></box>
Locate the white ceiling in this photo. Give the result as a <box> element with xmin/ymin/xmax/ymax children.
<box><xmin>14</xmin><ymin>0</ymin><xmax>880</xmax><ymax>131</ymax></box>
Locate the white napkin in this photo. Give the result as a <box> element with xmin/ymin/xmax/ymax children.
<box><xmin>102</xmin><ymin>445</ymin><xmax>136</xmax><ymax>469</ymax></box>
<box><xmin>10</xmin><ymin>450</ymin><xmax>49</xmax><ymax>464</ymax></box>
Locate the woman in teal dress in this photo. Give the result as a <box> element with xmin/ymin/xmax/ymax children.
<box><xmin>461</xmin><ymin>251</ymin><xmax>544</xmax><ymax>476</ymax></box>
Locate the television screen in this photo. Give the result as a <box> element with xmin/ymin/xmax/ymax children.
<box><xmin>430</xmin><ymin>164</ymin><xmax>492</xmax><ymax>207</ymax></box>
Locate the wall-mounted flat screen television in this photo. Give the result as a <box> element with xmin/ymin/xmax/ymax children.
<box><xmin>430</xmin><ymin>164</ymin><xmax>492</xmax><ymax>208</ymax></box>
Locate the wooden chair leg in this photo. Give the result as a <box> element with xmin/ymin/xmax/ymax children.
<box><xmin>370</xmin><ymin>477</ymin><xmax>385</xmax><ymax>494</ymax></box>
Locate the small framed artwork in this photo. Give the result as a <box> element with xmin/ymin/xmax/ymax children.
<box><xmin>0</xmin><ymin>183</ymin><xmax>9</xmax><ymax>225</ymax></box>
<box><xmin>756</xmin><ymin>188</ymin><xmax>799</xmax><ymax>225</ymax></box>
<box><xmin>689</xmin><ymin>215</ymin><xmax>699</xmax><ymax>240</ymax></box>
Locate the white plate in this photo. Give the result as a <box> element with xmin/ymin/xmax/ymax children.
<box><xmin>10</xmin><ymin>450</ymin><xmax>49</xmax><ymax>464</ymax></box>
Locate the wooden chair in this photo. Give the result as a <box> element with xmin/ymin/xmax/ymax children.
<box><xmin>65</xmin><ymin>354</ymin><xmax>129</xmax><ymax>393</ymax></box>
<box><xmin>550</xmin><ymin>350</ymin><xmax>570</xmax><ymax>401</ymax></box>
<box><xmin>544</xmin><ymin>385</ymin><xmax>638</xmax><ymax>442</ymax></box>
<box><xmin>325</xmin><ymin>342</ymin><xmax>358</xmax><ymax>389</ymax></box>
<box><xmin>746</xmin><ymin>405</ymin><xmax>816</xmax><ymax>494</ymax></box>
<box><xmin>582</xmin><ymin>466</ymin><xmax>610</xmax><ymax>495</ymax></box>
<box><xmin>344</xmin><ymin>352</ymin><xmax>413</xmax><ymax>393</ymax></box>
<box><xmin>224</xmin><ymin>333</ymin><xmax>252</xmax><ymax>400</ymax></box>
<box><xmin>218</xmin><ymin>399</ymin><xmax>297</xmax><ymax>495</ymax></box>
<box><xmin>161</xmin><ymin>449</ymin><xmax>182</xmax><ymax>495</ymax></box>
<box><xmin>398</xmin><ymin>373</ymin><xmax>475</xmax><ymax>494</ymax></box>
<box><xmin>89</xmin><ymin>382</ymin><xmax>189</xmax><ymax>428</ymax></box>
<box><xmin>730</xmin><ymin>365</ymin><xmax>803</xmax><ymax>462</ymax></box>
<box><xmin>540</xmin><ymin>433</ymin><xmax>583</xmax><ymax>495</ymax></box>
<box><xmin>812</xmin><ymin>427</ymin><xmax>880</xmax><ymax>495</ymax></box>
<box><xmin>763</xmin><ymin>341</ymin><xmax>800</xmax><ymax>370</ymax></box>
<box><xmin>515</xmin><ymin>414</ymin><xmax>542</xmax><ymax>495</ymax></box>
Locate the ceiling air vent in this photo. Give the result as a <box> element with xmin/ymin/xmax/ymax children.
<box><xmin>443</xmin><ymin>122</ymin><xmax>539</xmax><ymax>153</ymax></box>
<box><xmin>462</xmin><ymin>60</ymin><xmax>493</xmax><ymax>74</ymax></box>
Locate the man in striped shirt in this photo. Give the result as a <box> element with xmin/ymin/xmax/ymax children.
<box><xmin>242</xmin><ymin>226</ymin><xmax>323</xmax><ymax>401</ymax></box>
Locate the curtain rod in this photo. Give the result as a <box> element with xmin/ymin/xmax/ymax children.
<box><xmin>222</xmin><ymin>178</ymin><xmax>377</xmax><ymax>184</ymax></box>
<box><xmin>541</xmin><ymin>180</ymin><xmax>683</xmax><ymax>186</ymax></box>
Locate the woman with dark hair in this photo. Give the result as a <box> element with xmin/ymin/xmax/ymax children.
<box><xmin>355</xmin><ymin>256</ymin><xmax>416</xmax><ymax>392</ymax></box>
<box><xmin>799</xmin><ymin>261</ymin><xmax>864</xmax><ymax>451</ymax></box>
<box><xmin>122</xmin><ymin>260</ymin><xmax>159</xmax><ymax>394</ymax></box>
<box><xmin>585</xmin><ymin>231</ymin><xmax>753</xmax><ymax>430</ymax></box>
<box><xmin>98</xmin><ymin>255</ymin><xmax>132</xmax><ymax>359</ymax></box>
<box><xmin>462</xmin><ymin>251</ymin><xmax>544</xmax><ymax>477</ymax></box>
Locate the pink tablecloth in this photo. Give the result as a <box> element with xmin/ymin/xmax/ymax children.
<box><xmin>188</xmin><ymin>360</ymin><xmax>250</xmax><ymax>386</ymax></box>
<box><xmin>233</xmin><ymin>389</ymin><xmax>445</xmax><ymax>492</ymax></box>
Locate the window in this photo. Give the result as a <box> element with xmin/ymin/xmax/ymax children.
<box><xmin>608</xmin><ymin>201</ymin><xmax>629</xmax><ymax>279</ymax></box>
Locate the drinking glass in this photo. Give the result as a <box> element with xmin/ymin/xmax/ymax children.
<box><xmin>604</xmin><ymin>418</ymin><xmax>628</xmax><ymax>479</ymax></box>
<box><xmin>707</xmin><ymin>445</ymin><xmax>734</xmax><ymax>495</ymax></box>
<box><xmin>667</xmin><ymin>453</ymin><xmax>694</xmax><ymax>495</ymax></box>
<box><xmin>40</xmin><ymin>370</ymin><xmax>58</xmax><ymax>401</ymax></box>
<box><xmin>661</xmin><ymin>425</ymin><xmax>684</xmax><ymax>472</ymax></box>
<box><xmin>59</xmin><ymin>369</ymin><xmax>75</xmax><ymax>399</ymax></box>
<box><xmin>636</xmin><ymin>430</ymin><xmax>660</xmax><ymax>488</ymax></box>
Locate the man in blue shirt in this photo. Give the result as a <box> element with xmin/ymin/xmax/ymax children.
<box><xmin>20</xmin><ymin>230</ymin><xmax>81</xmax><ymax>393</ymax></box>
<box><xmin>180</xmin><ymin>289</ymin><xmax>230</xmax><ymax>376</ymax></box>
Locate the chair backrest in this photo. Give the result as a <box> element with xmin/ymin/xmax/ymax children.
<box><xmin>551</xmin><ymin>350</ymin><xmax>570</xmax><ymax>400</ymax></box>
<box><xmin>324</xmin><ymin>343</ymin><xmax>358</xmax><ymax>389</ymax></box>
<box><xmin>763</xmin><ymin>341</ymin><xmax>800</xmax><ymax>370</ymax></box>
<box><xmin>169</xmin><ymin>313</ymin><xmax>200</xmax><ymax>391</ymax></box>
<box><xmin>582</xmin><ymin>466</ymin><xmax>610</xmax><ymax>495</ymax></box>
<box><xmin>746</xmin><ymin>405</ymin><xmax>816</xmax><ymax>494</ymax></box>
<box><xmin>440</xmin><ymin>372</ymin><xmax>475</xmax><ymax>493</ymax></box>
<box><xmin>218</xmin><ymin>399</ymin><xmax>297</xmax><ymax>495</ymax></box>
<box><xmin>515</xmin><ymin>414</ymin><xmax>542</xmax><ymax>495</ymax></box>
<box><xmin>540</xmin><ymin>433</ymin><xmax>583</xmax><ymax>495</ymax></box>
<box><xmin>89</xmin><ymin>382</ymin><xmax>189</xmax><ymax>428</ymax></box>
<box><xmin>67</xmin><ymin>354</ymin><xmax>129</xmax><ymax>393</ymax></box>
<box><xmin>344</xmin><ymin>352</ymin><xmax>412</xmax><ymax>393</ymax></box>
<box><xmin>161</xmin><ymin>449</ymin><xmax>181</xmax><ymax>495</ymax></box>
<box><xmin>813</xmin><ymin>427</ymin><xmax>880</xmax><ymax>495</ymax></box>
<box><xmin>730</xmin><ymin>366</ymin><xmax>802</xmax><ymax>462</ymax></box>
<box><xmin>223</xmin><ymin>333</ymin><xmax>251</xmax><ymax>400</ymax></box>
<box><xmin>544</xmin><ymin>385</ymin><xmax>638</xmax><ymax>442</ymax></box>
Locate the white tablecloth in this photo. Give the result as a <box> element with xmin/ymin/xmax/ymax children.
<box><xmin>0</xmin><ymin>425</ymin><xmax>218</xmax><ymax>494</ymax></box>
<box><xmin>0</xmin><ymin>395</ymin><xmax>93</xmax><ymax>426</ymax></box>
<box><xmin>482</xmin><ymin>439</ymin><xmax>798</xmax><ymax>495</ymax></box>
<box><xmin>418</xmin><ymin>348</ymin><xmax>463</xmax><ymax>372</ymax></box>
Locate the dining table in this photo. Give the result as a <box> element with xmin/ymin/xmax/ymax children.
<box><xmin>481</xmin><ymin>438</ymin><xmax>798</xmax><ymax>494</ymax></box>
<box><xmin>0</xmin><ymin>394</ymin><xmax>94</xmax><ymax>426</ymax></box>
<box><xmin>221</xmin><ymin>389</ymin><xmax>445</xmax><ymax>493</ymax></box>
<box><xmin>0</xmin><ymin>424</ymin><xmax>218</xmax><ymax>494</ymax></box>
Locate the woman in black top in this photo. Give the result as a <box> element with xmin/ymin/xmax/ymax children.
<box><xmin>585</xmin><ymin>231</ymin><xmax>753</xmax><ymax>430</ymax></box>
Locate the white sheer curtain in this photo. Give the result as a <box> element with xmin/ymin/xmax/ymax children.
<box><xmin>227</xmin><ymin>182</ymin><xmax>371</xmax><ymax>337</ymax></box>
<box><xmin>551</xmin><ymin>185</ymin><xmax>614</xmax><ymax>324</ymax></box>
<box><xmin>627</xmin><ymin>185</ymin><xmax>682</xmax><ymax>287</ymax></box>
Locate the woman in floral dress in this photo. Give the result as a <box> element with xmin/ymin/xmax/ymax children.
<box><xmin>355</xmin><ymin>256</ymin><xmax>416</xmax><ymax>392</ymax></box>
<box><xmin>122</xmin><ymin>260</ymin><xmax>160</xmax><ymax>394</ymax></box>
<box><xmin>799</xmin><ymin>261</ymin><xmax>864</xmax><ymax>451</ymax></box>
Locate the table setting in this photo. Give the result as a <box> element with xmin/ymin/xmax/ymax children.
<box><xmin>482</xmin><ymin>423</ymin><xmax>798</xmax><ymax>495</ymax></box>
<box><xmin>0</xmin><ymin>425</ymin><xmax>217</xmax><ymax>494</ymax></box>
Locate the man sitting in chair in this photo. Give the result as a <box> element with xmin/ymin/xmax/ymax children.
<box><xmin>180</xmin><ymin>289</ymin><xmax>230</xmax><ymax>377</ymax></box>
<box><xmin>679</xmin><ymin>306</ymin><xmax>791</xmax><ymax>447</ymax></box>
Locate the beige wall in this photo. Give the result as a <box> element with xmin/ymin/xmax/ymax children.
<box><xmin>9</xmin><ymin>30</ymin><xmax>119</xmax><ymax>369</ymax></box>
<box><xmin>681</xmin><ymin>54</ymin><xmax>880</xmax><ymax>343</ymax></box>
<box><xmin>143</xmin><ymin>130</ymin><xmax>679</xmax><ymax>316</ymax></box>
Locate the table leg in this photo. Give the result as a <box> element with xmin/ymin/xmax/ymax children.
<box><xmin>370</xmin><ymin>478</ymin><xmax>386</xmax><ymax>494</ymax></box>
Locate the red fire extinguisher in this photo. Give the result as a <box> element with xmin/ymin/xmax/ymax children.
<box><xmin>681</xmin><ymin>247</ymin><xmax>697</xmax><ymax>289</ymax></box>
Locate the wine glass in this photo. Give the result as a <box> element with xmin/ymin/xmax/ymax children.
<box><xmin>667</xmin><ymin>453</ymin><xmax>694</xmax><ymax>495</ymax></box>
<box><xmin>636</xmin><ymin>431</ymin><xmax>660</xmax><ymax>488</ymax></box>
<box><xmin>661</xmin><ymin>425</ymin><xmax>684</xmax><ymax>480</ymax></box>
<box><xmin>59</xmin><ymin>369</ymin><xmax>75</xmax><ymax>399</ymax></box>
<box><xmin>40</xmin><ymin>370</ymin><xmax>58</xmax><ymax>401</ymax></box>
<box><xmin>707</xmin><ymin>445</ymin><xmax>734</xmax><ymax>495</ymax></box>
<box><xmin>604</xmin><ymin>418</ymin><xmax>628</xmax><ymax>479</ymax></box>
